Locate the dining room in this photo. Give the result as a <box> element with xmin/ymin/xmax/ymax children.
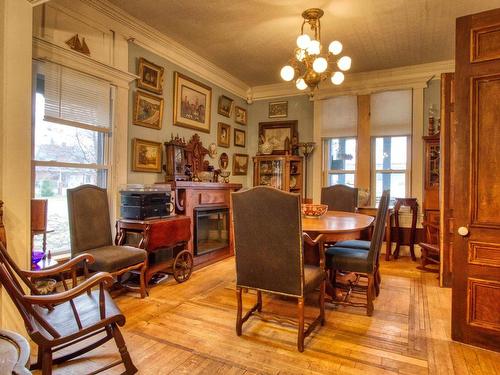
<box><xmin>1</xmin><ymin>0</ymin><xmax>500</xmax><ymax>374</ymax></box>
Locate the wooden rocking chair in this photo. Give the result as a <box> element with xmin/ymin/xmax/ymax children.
<box><xmin>0</xmin><ymin>242</ymin><xmax>138</xmax><ymax>374</ymax></box>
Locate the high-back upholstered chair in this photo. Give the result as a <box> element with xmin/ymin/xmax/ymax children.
<box><xmin>67</xmin><ymin>184</ymin><xmax>147</xmax><ymax>298</ymax></box>
<box><xmin>321</xmin><ymin>184</ymin><xmax>359</xmax><ymax>212</ymax></box>
<box><xmin>326</xmin><ymin>190</ymin><xmax>390</xmax><ymax>316</ymax></box>
<box><xmin>0</xmin><ymin>241</ymin><xmax>138</xmax><ymax>375</ymax></box>
<box><xmin>232</xmin><ymin>186</ymin><xmax>326</xmax><ymax>352</ymax></box>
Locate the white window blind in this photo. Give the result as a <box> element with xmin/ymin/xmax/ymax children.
<box><xmin>370</xmin><ymin>90</ymin><xmax>412</xmax><ymax>136</ymax></box>
<box><xmin>42</xmin><ymin>62</ymin><xmax>112</xmax><ymax>132</ymax></box>
<box><xmin>320</xmin><ymin>95</ymin><xmax>358</xmax><ymax>138</ymax></box>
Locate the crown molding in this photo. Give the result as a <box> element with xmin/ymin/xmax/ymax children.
<box><xmin>26</xmin><ymin>0</ymin><xmax>51</xmax><ymax>6</ymax></box>
<box><xmin>249</xmin><ymin>60</ymin><xmax>455</xmax><ymax>101</ymax></box>
<box><xmin>33</xmin><ymin>37</ymin><xmax>138</xmax><ymax>88</ymax></box>
<box><xmin>78</xmin><ymin>0</ymin><xmax>250</xmax><ymax>99</ymax></box>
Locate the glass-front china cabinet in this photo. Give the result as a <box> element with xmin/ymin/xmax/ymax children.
<box><xmin>253</xmin><ymin>155</ymin><xmax>303</xmax><ymax>194</ymax></box>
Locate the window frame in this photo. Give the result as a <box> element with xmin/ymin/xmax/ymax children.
<box><xmin>323</xmin><ymin>136</ymin><xmax>357</xmax><ymax>187</ymax></box>
<box><xmin>31</xmin><ymin>64</ymin><xmax>115</xmax><ymax>255</ymax></box>
<box><xmin>370</xmin><ymin>135</ymin><xmax>411</xmax><ymax>206</ymax></box>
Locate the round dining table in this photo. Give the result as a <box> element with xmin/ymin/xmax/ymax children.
<box><xmin>302</xmin><ymin>210</ymin><xmax>374</xmax><ymax>242</ymax></box>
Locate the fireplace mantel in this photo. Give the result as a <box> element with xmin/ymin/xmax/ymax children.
<box><xmin>173</xmin><ymin>181</ymin><xmax>242</xmax><ymax>268</ymax></box>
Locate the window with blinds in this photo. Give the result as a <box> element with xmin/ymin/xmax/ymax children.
<box><xmin>32</xmin><ymin>61</ymin><xmax>114</xmax><ymax>255</ymax></box>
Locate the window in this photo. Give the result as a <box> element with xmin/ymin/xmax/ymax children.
<box><xmin>324</xmin><ymin>137</ymin><xmax>356</xmax><ymax>187</ymax></box>
<box><xmin>32</xmin><ymin>62</ymin><xmax>114</xmax><ymax>255</ymax></box>
<box><xmin>372</xmin><ymin>136</ymin><xmax>410</xmax><ymax>205</ymax></box>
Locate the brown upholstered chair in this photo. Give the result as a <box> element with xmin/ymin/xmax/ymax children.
<box><xmin>232</xmin><ymin>186</ymin><xmax>326</xmax><ymax>352</ymax></box>
<box><xmin>67</xmin><ymin>184</ymin><xmax>147</xmax><ymax>298</ymax></box>
<box><xmin>0</xmin><ymin>242</ymin><xmax>138</xmax><ymax>375</ymax></box>
<box><xmin>321</xmin><ymin>184</ymin><xmax>358</xmax><ymax>212</ymax></box>
<box><xmin>418</xmin><ymin>221</ymin><xmax>440</xmax><ymax>273</ymax></box>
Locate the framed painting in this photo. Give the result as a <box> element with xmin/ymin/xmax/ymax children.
<box><xmin>132</xmin><ymin>138</ymin><xmax>162</xmax><ymax>173</ymax></box>
<box><xmin>234</xmin><ymin>128</ymin><xmax>246</xmax><ymax>147</ymax></box>
<box><xmin>137</xmin><ymin>57</ymin><xmax>164</xmax><ymax>94</ymax></box>
<box><xmin>218</xmin><ymin>95</ymin><xmax>233</xmax><ymax>117</ymax></box>
<box><xmin>133</xmin><ymin>90</ymin><xmax>164</xmax><ymax>130</ymax></box>
<box><xmin>217</xmin><ymin>122</ymin><xmax>231</xmax><ymax>148</ymax></box>
<box><xmin>173</xmin><ymin>71</ymin><xmax>212</xmax><ymax>133</ymax></box>
<box><xmin>234</xmin><ymin>106</ymin><xmax>247</xmax><ymax>125</ymax></box>
<box><xmin>233</xmin><ymin>153</ymin><xmax>249</xmax><ymax>175</ymax></box>
<box><xmin>259</xmin><ymin>120</ymin><xmax>298</xmax><ymax>155</ymax></box>
<box><xmin>268</xmin><ymin>101</ymin><xmax>288</xmax><ymax>118</ymax></box>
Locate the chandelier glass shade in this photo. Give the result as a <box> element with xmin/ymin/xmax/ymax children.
<box><xmin>280</xmin><ymin>8</ymin><xmax>351</xmax><ymax>94</ymax></box>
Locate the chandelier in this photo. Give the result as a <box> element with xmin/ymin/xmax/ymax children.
<box><xmin>280</xmin><ymin>8</ymin><xmax>351</xmax><ymax>94</ymax></box>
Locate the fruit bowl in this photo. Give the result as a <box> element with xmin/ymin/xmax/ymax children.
<box><xmin>301</xmin><ymin>204</ymin><xmax>328</xmax><ymax>218</ymax></box>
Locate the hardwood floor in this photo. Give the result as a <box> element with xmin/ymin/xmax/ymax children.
<box><xmin>32</xmin><ymin>256</ymin><xmax>500</xmax><ymax>374</ymax></box>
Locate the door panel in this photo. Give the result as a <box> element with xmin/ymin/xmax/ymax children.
<box><xmin>452</xmin><ymin>8</ymin><xmax>500</xmax><ymax>352</ymax></box>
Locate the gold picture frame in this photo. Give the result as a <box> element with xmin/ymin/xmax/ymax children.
<box><xmin>132</xmin><ymin>138</ymin><xmax>162</xmax><ymax>173</ymax></box>
<box><xmin>173</xmin><ymin>71</ymin><xmax>212</xmax><ymax>133</ymax></box>
<box><xmin>234</xmin><ymin>128</ymin><xmax>246</xmax><ymax>147</ymax></box>
<box><xmin>269</xmin><ymin>101</ymin><xmax>288</xmax><ymax>118</ymax></box>
<box><xmin>133</xmin><ymin>90</ymin><xmax>164</xmax><ymax>130</ymax></box>
<box><xmin>217</xmin><ymin>122</ymin><xmax>231</xmax><ymax>148</ymax></box>
<box><xmin>233</xmin><ymin>153</ymin><xmax>249</xmax><ymax>175</ymax></box>
<box><xmin>137</xmin><ymin>57</ymin><xmax>164</xmax><ymax>95</ymax></box>
<box><xmin>234</xmin><ymin>106</ymin><xmax>247</xmax><ymax>125</ymax></box>
<box><xmin>218</xmin><ymin>95</ymin><xmax>233</xmax><ymax>117</ymax></box>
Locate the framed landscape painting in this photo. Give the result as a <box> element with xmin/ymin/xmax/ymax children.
<box><xmin>234</xmin><ymin>128</ymin><xmax>246</xmax><ymax>147</ymax></box>
<box><xmin>268</xmin><ymin>101</ymin><xmax>288</xmax><ymax>118</ymax></box>
<box><xmin>233</xmin><ymin>153</ymin><xmax>249</xmax><ymax>175</ymax></box>
<box><xmin>132</xmin><ymin>138</ymin><xmax>162</xmax><ymax>173</ymax></box>
<box><xmin>173</xmin><ymin>71</ymin><xmax>212</xmax><ymax>133</ymax></box>
<box><xmin>258</xmin><ymin>120</ymin><xmax>298</xmax><ymax>155</ymax></box>
<box><xmin>218</xmin><ymin>95</ymin><xmax>233</xmax><ymax>117</ymax></box>
<box><xmin>234</xmin><ymin>106</ymin><xmax>247</xmax><ymax>125</ymax></box>
<box><xmin>137</xmin><ymin>57</ymin><xmax>164</xmax><ymax>95</ymax></box>
<box><xmin>133</xmin><ymin>90</ymin><xmax>164</xmax><ymax>130</ymax></box>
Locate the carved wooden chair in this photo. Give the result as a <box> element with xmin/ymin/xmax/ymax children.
<box><xmin>232</xmin><ymin>186</ymin><xmax>326</xmax><ymax>352</ymax></box>
<box><xmin>0</xmin><ymin>242</ymin><xmax>137</xmax><ymax>374</ymax></box>
<box><xmin>321</xmin><ymin>184</ymin><xmax>358</xmax><ymax>212</ymax></box>
<box><xmin>418</xmin><ymin>221</ymin><xmax>440</xmax><ymax>273</ymax></box>
<box><xmin>325</xmin><ymin>190</ymin><xmax>390</xmax><ymax>316</ymax></box>
<box><xmin>67</xmin><ymin>185</ymin><xmax>147</xmax><ymax>298</ymax></box>
<box><xmin>31</xmin><ymin>199</ymin><xmax>54</xmax><ymax>253</ymax></box>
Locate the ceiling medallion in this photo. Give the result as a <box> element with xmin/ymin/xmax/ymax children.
<box><xmin>280</xmin><ymin>8</ymin><xmax>351</xmax><ymax>95</ymax></box>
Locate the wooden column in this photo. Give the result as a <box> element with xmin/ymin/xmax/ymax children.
<box><xmin>356</xmin><ymin>95</ymin><xmax>371</xmax><ymax>190</ymax></box>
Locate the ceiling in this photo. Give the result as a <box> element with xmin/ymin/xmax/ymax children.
<box><xmin>108</xmin><ymin>0</ymin><xmax>500</xmax><ymax>86</ymax></box>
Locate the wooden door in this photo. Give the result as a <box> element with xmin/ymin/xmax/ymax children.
<box><xmin>440</xmin><ymin>72</ymin><xmax>455</xmax><ymax>287</ymax></box>
<box><xmin>452</xmin><ymin>9</ymin><xmax>500</xmax><ymax>351</ymax></box>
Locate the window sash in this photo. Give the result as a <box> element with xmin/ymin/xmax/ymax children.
<box><xmin>324</xmin><ymin>137</ymin><xmax>357</xmax><ymax>186</ymax></box>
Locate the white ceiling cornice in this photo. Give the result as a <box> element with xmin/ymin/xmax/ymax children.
<box><xmin>26</xmin><ymin>0</ymin><xmax>51</xmax><ymax>6</ymax></box>
<box><xmin>78</xmin><ymin>0</ymin><xmax>250</xmax><ymax>99</ymax></box>
<box><xmin>249</xmin><ymin>60</ymin><xmax>455</xmax><ymax>101</ymax></box>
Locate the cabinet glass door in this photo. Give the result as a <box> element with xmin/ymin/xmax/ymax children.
<box><xmin>258</xmin><ymin>159</ymin><xmax>283</xmax><ymax>190</ymax></box>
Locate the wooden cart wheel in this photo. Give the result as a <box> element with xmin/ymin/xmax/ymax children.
<box><xmin>172</xmin><ymin>250</ymin><xmax>193</xmax><ymax>283</ymax></box>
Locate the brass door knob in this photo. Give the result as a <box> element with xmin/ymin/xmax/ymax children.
<box><xmin>458</xmin><ymin>226</ymin><xmax>469</xmax><ymax>236</ymax></box>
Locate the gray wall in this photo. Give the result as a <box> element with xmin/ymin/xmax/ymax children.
<box><xmin>128</xmin><ymin>43</ymin><xmax>249</xmax><ymax>187</ymax></box>
<box><xmin>423</xmin><ymin>78</ymin><xmax>441</xmax><ymax>134</ymax></box>
<box><xmin>246</xmin><ymin>95</ymin><xmax>314</xmax><ymax>193</ymax></box>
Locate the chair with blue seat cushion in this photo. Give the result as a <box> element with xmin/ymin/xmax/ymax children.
<box><xmin>332</xmin><ymin>239</ymin><xmax>370</xmax><ymax>251</ymax></box>
<box><xmin>326</xmin><ymin>190</ymin><xmax>390</xmax><ymax>316</ymax></box>
<box><xmin>321</xmin><ymin>184</ymin><xmax>358</xmax><ymax>212</ymax></box>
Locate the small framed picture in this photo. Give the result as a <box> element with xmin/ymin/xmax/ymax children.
<box><xmin>133</xmin><ymin>90</ymin><xmax>164</xmax><ymax>130</ymax></box>
<box><xmin>137</xmin><ymin>58</ymin><xmax>164</xmax><ymax>95</ymax></box>
<box><xmin>234</xmin><ymin>106</ymin><xmax>247</xmax><ymax>125</ymax></box>
<box><xmin>269</xmin><ymin>101</ymin><xmax>288</xmax><ymax>118</ymax></box>
<box><xmin>218</xmin><ymin>95</ymin><xmax>233</xmax><ymax>117</ymax></box>
<box><xmin>234</xmin><ymin>129</ymin><xmax>246</xmax><ymax>147</ymax></box>
<box><xmin>233</xmin><ymin>153</ymin><xmax>249</xmax><ymax>175</ymax></box>
<box><xmin>217</xmin><ymin>122</ymin><xmax>231</xmax><ymax>148</ymax></box>
<box><xmin>132</xmin><ymin>138</ymin><xmax>162</xmax><ymax>173</ymax></box>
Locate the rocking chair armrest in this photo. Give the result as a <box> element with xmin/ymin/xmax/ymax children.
<box><xmin>21</xmin><ymin>253</ymin><xmax>95</xmax><ymax>278</ymax></box>
<box><xmin>22</xmin><ymin>272</ymin><xmax>114</xmax><ymax>305</ymax></box>
<box><xmin>303</xmin><ymin>233</ymin><xmax>326</xmax><ymax>267</ymax></box>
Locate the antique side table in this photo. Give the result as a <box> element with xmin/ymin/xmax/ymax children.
<box><xmin>392</xmin><ymin>198</ymin><xmax>419</xmax><ymax>261</ymax></box>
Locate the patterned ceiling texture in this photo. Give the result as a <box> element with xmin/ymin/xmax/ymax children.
<box><xmin>108</xmin><ymin>0</ymin><xmax>500</xmax><ymax>86</ymax></box>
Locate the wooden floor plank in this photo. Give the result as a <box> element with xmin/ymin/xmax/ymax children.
<box><xmin>31</xmin><ymin>256</ymin><xmax>500</xmax><ymax>374</ymax></box>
